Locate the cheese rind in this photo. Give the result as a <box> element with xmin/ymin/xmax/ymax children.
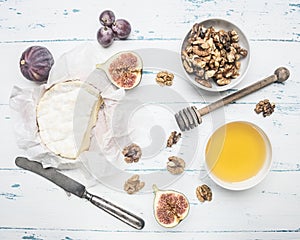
<box><xmin>36</xmin><ymin>80</ymin><xmax>103</xmax><ymax>159</ymax></box>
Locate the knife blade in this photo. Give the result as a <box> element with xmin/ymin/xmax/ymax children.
<box><xmin>15</xmin><ymin>157</ymin><xmax>145</xmax><ymax>230</ymax></box>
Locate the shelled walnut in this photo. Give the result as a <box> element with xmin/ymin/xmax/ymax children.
<box><xmin>166</xmin><ymin>131</ymin><xmax>181</xmax><ymax>147</ymax></box>
<box><xmin>155</xmin><ymin>71</ymin><xmax>174</xmax><ymax>86</ymax></box>
<box><xmin>124</xmin><ymin>174</ymin><xmax>145</xmax><ymax>194</ymax></box>
<box><xmin>167</xmin><ymin>156</ymin><xmax>185</xmax><ymax>175</ymax></box>
<box><xmin>122</xmin><ymin>143</ymin><xmax>142</xmax><ymax>163</ymax></box>
<box><xmin>182</xmin><ymin>24</ymin><xmax>248</xmax><ymax>88</ymax></box>
<box><xmin>196</xmin><ymin>184</ymin><xmax>212</xmax><ymax>202</ymax></box>
<box><xmin>195</xmin><ymin>76</ymin><xmax>212</xmax><ymax>88</ymax></box>
<box><xmin>255</xmin><ymin>99</ymin><xmax>275</xmax><ymax>117</ymax></box>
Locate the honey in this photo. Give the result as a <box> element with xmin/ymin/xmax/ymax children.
<box><xmin>205</xmin><ymin>122</ymin><xmax>267</xmax><ymax>182</ymax></box>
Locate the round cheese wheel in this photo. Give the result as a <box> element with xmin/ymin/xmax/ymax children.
<box><xmin>36</xmin><ymin>80</ymin><xmax>103</xmax><ymax>159</ymax></box>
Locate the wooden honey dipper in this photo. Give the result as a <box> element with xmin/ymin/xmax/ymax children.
<box><xmin>175</xmin><ymin>67</ymin><xmax>290</xmax><ymax>131</ymax></box>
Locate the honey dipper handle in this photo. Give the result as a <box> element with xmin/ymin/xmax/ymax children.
<box><xmin>198</xmin><ymin>67</ymin><xmax>290</xmax><ymax>116</ymax></box>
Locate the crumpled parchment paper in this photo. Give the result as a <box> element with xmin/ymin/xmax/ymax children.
<box><xmin>9</xmin><ymin>42</ymin><xmax>132</xmax><ymax>177</ymax></box>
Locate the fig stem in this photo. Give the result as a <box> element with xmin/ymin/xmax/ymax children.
<box><xmin>152</xmin><ymin>184</ymin><xmax>159</xmax><ymax>193</ymax></box>
<box><xmin>95</xmin><ymin>63</ymin><xmax>104</xmax><ymax>69</ymax></box>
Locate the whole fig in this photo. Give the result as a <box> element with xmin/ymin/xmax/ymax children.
<box><xmin>97</xmin><ymin>26</ymin><xmax>114</xmax><ymax>48</ymax></box>
<box><xmin>112</xmin><ymin>19</ymin><xmax>131</xmax><ymax>39</ymax></box>
<box><xmin>99</xmin><ymin>10</ymin><xmax>115</xmax><ymax>27</ymax></box>
<box><xmin>19</xmin><ymin>46</ymin><xmax>54</xmax><ymax>83</ymax></box>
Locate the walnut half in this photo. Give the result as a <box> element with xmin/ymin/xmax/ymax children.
<box><xmin>156</xmin><ymin>71</ymin><xmax>174</xmax><ymax>86</ymax></box>
<box><xmin>254</xmin><ymin>99</ymin><xmax>275</xmax><ymax>117</ymax></box>
<box><xmin>167</xmin><ymin>156</ymin><xmax>185</xmax><ymax>175</ymax></box>
<box><xmin>124</xmin><ymin>174</ymin><xmax>145</xmax><ymax>194</ymax></box>
<box><xmin>196</xmin><ymin>184</ymin><xmax>212</xmax><ymax>202</ymax></box>
<box><xmin>122</xmin><ymin>143</ymin><xmax>142</xmax><ymax>163</ymax></box>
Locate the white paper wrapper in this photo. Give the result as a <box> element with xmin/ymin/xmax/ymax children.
<box><xmin>9</xmin><ymin>42</ymin><xmax>130</xmax><ymax>174</ymax></box>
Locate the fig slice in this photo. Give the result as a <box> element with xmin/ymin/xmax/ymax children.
<box><xmin>152</xmin><ymin>184</ymin><xmax>190</xmax><ymax>228</ymax></box>
<box><xmin>96</xmin><ymin>51</ymin><xmax>143</xmax><ymax>90</ymax></box>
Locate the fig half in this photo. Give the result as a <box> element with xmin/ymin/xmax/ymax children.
<box><xmin>96</xmin><ymin>51</ymin><xmax>142</xmax><ymax>90</ymax></box>
<box><xmin>152</xmin><ymin>184</ymin><xmax>190</xmax><ymax>228</ymax></box>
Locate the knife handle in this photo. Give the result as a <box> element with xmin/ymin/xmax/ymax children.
<box><xmin>83</xmin><ymin>191</ymin><xmax>145</xmax><ymax>230</ymax></box>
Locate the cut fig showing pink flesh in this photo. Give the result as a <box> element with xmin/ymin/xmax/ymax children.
<box><xmin>96</xmin><ymin>51</ymin><xmax>143</xmax><ymax>90</ymax></box>
<box><xmin>152</xmin><ymin>184</ymin><xmax>190</xmax><ymax>228</ymax></box>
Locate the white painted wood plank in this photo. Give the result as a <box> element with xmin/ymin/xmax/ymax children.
<box><xmin>1</xmin><ymin>40</ymin><xmax>299</xmax><ymax>104</ymax></box>
<box><xmin>1</xmin><ymin>231</ymin><xmax>300</xmax><ymax>240</ymax></box>
<box><xmin>3</xmin><ymin>99</ymin><xmax>300</xmax><ymax>170</ymax></box>
<box><xmin>0</xmin><ymin>170</ymin><xmax>299</xmax><ymax>235</ymax></box>
<box><xmin>1</xmin><ymin>230</ymin><xmax>299</xmax><ymax>240</ymax></box>
<box><xmin>0</xmin><ymin>0</ymin><xmax>298</xmax><ymax>42</ymax></box>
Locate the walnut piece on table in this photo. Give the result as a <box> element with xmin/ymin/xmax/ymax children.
<box><xmin>196</xmin><ymin>184</ymin><xmax>212</xmax><ymax>202</ymax></box>
<box><xmin>166</xmin><ymin>131</ymin><xmax>181</xmax><ymax>147</ymax></box>
<box><xmin>122</xmin><ymin>143</ymin><xmax>142</xmax><ymax>163</ymax></box>
<box><xmin>155</xmin><ymin>71</ymin><xmax>174</xmax><ymax>86</ymax></box>
<box><xmin>254</xmin><ymin>99</ymin><xmax>275</xmax><ymax>117</ymax></box>
<box><xmin>124</xmin><ymin>174</ymin><xmax>145</xmax><ymax>194</ymax></box>
<box><xmin>167</xmin><ymin>156</ymin><xmax>185</xmax><ymax>175</ymax></box>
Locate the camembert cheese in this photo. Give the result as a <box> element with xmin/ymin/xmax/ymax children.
<box><xmin>36</xmin><ymin>80</ymin><xmax>103</xmax><ymax>159</ymax></box>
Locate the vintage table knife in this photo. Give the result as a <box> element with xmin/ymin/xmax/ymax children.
<box><xmin>15</xmin><ymin>157</ymin><xmax>145</xmax><ymax>230</ymax></box>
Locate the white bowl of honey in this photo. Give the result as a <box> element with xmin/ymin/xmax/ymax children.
<box><xmin>204</xmin><ymin>121</ymin><xmax>272</xmax><ymax>190</ymax></box>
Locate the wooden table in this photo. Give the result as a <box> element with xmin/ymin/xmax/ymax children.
<box><xmin>1</xmin><ymin>0</ymin><xmax>299</xmax><ymax>239</ymax></box>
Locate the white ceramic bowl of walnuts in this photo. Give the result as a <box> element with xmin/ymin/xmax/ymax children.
<box><xmin>181</xmin><ymin>18</ymin><xmax>250</xmax><ymax>92</ymax></box>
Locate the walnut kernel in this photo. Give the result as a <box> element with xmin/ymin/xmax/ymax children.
<box><xmin>254</xmin><ymin>99</ymin><xmax>275</xmax><ymax>117</ymax></box>
<box><xmin>124</xmin><ymin>174</ymin><xmax>145</xmax><ymax>194</ymax></box>
<box><xmin>195</xmin><ymin>76</ymin><xmax>212</xmax><ymax>88</ymax></box>
<box><xmin>217</xmin><ymin>78</ymin><xmax>231</xmax><ymax>86</ymax></box>
<box><xmin>196</xmin><ymin>184</ymin><xmax>212</xmax><ymax>202</ymax></box>
<box><xmin>156</xmin><ymin>71</ymin><xmax>174</xmax><ymax>86</ymax></box>
<box><xmin>167</xmin><ymin>156</ymin><xmax>185</xmax><ymax>175</ymax></box>
<box><xmin>167</xmin><ymin>131</ymin><xmax>181</xmax><ymax>147</ymax></box>
<box><xmin>122</xmin><ymin>143</ymin><xmax>142</xmax><ymax>163</ymax></box>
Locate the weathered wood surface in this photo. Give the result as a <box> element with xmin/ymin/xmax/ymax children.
<box><xmin>0</xmin><ymin>0</ymin><xmax>299</xmax><ymax>239</ymax></box>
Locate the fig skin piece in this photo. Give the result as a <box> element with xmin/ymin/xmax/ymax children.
<box><xmin>152</xmin><ymin>184</ymin><xmax>190</xmax><ymax>228</ymax></box>
<box><xmin>19</xmin><ymin>46</ymin><xmax>54</xmax><ymax>83</ymax></box>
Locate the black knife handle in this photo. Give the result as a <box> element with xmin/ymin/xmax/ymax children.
<box><xmin>83</xmin><ymin>191</ymin><xmax>145</xmax><ymax>230</ymax></box>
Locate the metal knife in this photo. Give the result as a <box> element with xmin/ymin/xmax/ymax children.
<box><xmin>15</xmin><ymin>157</ymin><xmax>145</xmax><ymax>230</ymax></box>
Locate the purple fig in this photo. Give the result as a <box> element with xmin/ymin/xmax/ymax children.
<box><xmin>19</xmin><ymin>46</ymin><xmax>54</xmax><ymax>83</ymax></box>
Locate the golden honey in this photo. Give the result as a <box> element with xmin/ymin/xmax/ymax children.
<box><xmin>205</xmin><ymin>122</ymin><xmax>267</xmax><ymax>182</ymax></box>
